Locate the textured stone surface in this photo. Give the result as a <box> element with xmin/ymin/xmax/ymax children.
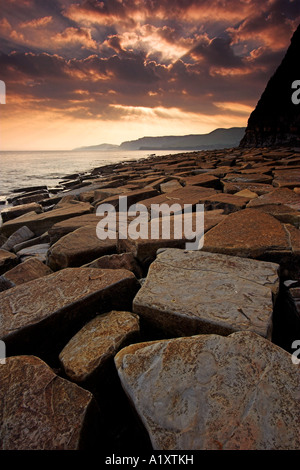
<box><xmin>59</xmin><ymin>310</ymin><xmax>140</xmax><ymax>382</ymax></box>
<box><xmin>0</xmin><ymin>355</ymin><xmax>101</xmax><ymax>450</ymax></box>
<box><xmin>247</xmin><ymin>188</ymin><xmax>300</xmax><ymax>210</ymax></box>
<box><xmin>222</xmin><ymin>181</ymin><xmax>274</xmax><ymax>196</ymax></box>
<box><xmin>133</xmin><ymin>249</ymin><xmax>279</xmax><ymax>337</ymax></box>
<box><xmin>1</xmin><ymin>226</ymin><xmax>35</xmax><ymax>251</ymax></box>
<box><xmin>0</xmin><ymin>202</ymin><xmax>93</xmax><ymax>237</ymax></box>
<box><xmin>48</xmin><ymin>214</ymin><xmax>101</xmax><ymax>244</ymax></box>
<box><xmin>0</xmin><ymin>267</ymin><xmax>139</xmax><ymax>355</ymax></box>
<box><xmin>0</xmin><ymin>202</ymin><xmax>42</xmax><ymax>223</ymax></box>
<box><xmin>118</xmin><ymin>210</ymin><xmax>226</xmax><ymax>266</ymax></box>
<box><xmin>17</xmin><ymin>243</ymin><xmax>50</xmax><ymax>263</ymax></box>
<box><xmin>202</xmin><ymin>193</ymin><xmax>249</xmax><ymax>214</ymax></box>
<box><xmin>140</xmin><ymin>186</ymin><xmax>217</xmax><ymax>217</ymax></box>
<box><xmin>0</xmin><ymin>257</ymin><xmax>52</xmax><ymax>291</ymax></box>
<box><xmin>0</xmin><ymin>249</ymin><xmax>18</xmax><ymax>275</ymax></box>
<box><xmin>46</xmin><ymin>225</ymin><xmax>117</xmax><ymax>271</ymax></box>
<box><xmin>202</xmin><ymin>208</ymin><xmax>298</xmax><ymax>259</ymax></box>
<box><xmin>84</xmin><ymin>252</ymin><xmax>143</xmax><ymax>278</ymax></box>
<box><xmin>115</xmin><ymin>331</ymin><xmax>300</xmax><ymax>450</ymax></box>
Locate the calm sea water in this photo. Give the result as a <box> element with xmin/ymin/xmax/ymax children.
<box><xmin>0</xmin><ymin>149</ymin><xmax>189</xmax><ymax>199</ymax></box>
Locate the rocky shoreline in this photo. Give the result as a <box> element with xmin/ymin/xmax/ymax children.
<box><xmin>0</xmin><ymin>145</ymin><xmax>300</xmax><ymax>450</ymax></box>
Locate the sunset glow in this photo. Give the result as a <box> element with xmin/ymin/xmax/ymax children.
<box><xmin>0</xmin><ymin>0</ymin><xmax>299</xmax><ymax>150</ymax></box>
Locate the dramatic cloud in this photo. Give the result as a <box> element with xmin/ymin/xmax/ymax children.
<box><xmin>0</xmin><ymin>0</ymin><xmax>299</xmax><ymax>149</ymax></box>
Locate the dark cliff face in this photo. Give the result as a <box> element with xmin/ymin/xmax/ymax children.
<box><xmin>240</xmin><ymin>24</ymin><xmax>300</xmax><ymax>148</ymax></box>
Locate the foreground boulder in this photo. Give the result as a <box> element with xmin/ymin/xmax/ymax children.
<box><xmin>115</xmin><ymin>331</ymin><xmax>300</xmax><ymax>450</ymax></box>
<box><xmin>133</xmin><ymin>249</ymin><xmax>279</xmax><ymax>338</ymax></box>
<box><xmin>0</xmin><ymin>356</ymin><xmax>101</xmax><ymax>450</ymax></box>
<box><xmin>0</xmin><ymin>267</ymin><xmax>139</xmax><ymax>357</ymax></box>
<box><xmin>59</xmin><ymin>310</ymin><xmax>140</xmax><ymax>383</ymax></box>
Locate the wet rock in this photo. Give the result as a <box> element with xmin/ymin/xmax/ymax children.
<box><xmin>0</xmin><ymin>355</ymin><xmax>101</xmax><ymax>450</ymax></box>
<box><xmin>133</xmin><ymin>249</ymin><xmax>279</xmax><ymax>338</ymax></box>
<box><xmin>0</xmin><ymin>267</ymin><xmax>139</xmax><ymax>357</ymax></box>
<box><xmin>47</xmin><ymin>225</ymin><xmax>117</xmax><ymax>271</ymax></box>
<box><xmin>115</xmin><ymin>331</ymin><xmax>300</xmax><ymax>450</ymax></box>
<box><xmin>59</xmin><ymin>310</ymin><xmax>140</xmax><ymax>383</ymax></box>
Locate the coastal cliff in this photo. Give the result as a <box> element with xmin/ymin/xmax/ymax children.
<box><xmin>240</xmin><ymin>24</ymin><xmax>300</xmax><ymax>148</ymax></box>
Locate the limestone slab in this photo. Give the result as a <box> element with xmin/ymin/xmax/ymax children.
<box><xmin>0</xmin><ymin>267</ymin><xmax>139</xmax><ymax>355</ymax></box>
<box><xmin>133</xmin><ymin>249</ymin><xmax>279</xmax><ymax>337</ymax></box>
<box><xmin>0</xmin><ymin>355</ymin><xmax>100</xmax><ymax>450</ymax></box>
<box><xmin>59</xmin><ymin>310</ymin><xmax>140</xmax><ymax>382</ymax></box>
<box><xmin>115</xmin><ymin>331</ymin><xmax>300</xmax><ymax>450</ymax></box>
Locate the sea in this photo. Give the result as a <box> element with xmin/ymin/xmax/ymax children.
<box><xmin>0</xmin><ymin>149</ymin><xmax>190</xmax><ymax>201</ymax></box>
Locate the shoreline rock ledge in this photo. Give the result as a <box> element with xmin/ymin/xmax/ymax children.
<box><xmin>115</xmin><ymin>331</ymin><xmax>300</xmax><ymax>450</ymax></box>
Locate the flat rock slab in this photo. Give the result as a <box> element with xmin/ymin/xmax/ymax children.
<box><xmin>118</xmin><ymin>210</ymin><xmax>226</xmax><ymax>266</ymax></box>
<box><xmin>59</xmin><ymin>310</ymin><xmax>140</xmax><ymax>382</ymax></box>
<box><xmin>223</xmin><ymin>173</ymin><xmax>273</xmax><ymax>184</ymax></box>
<box><xmin>247</xmin><ymin>188</ymin><xmax>300</xmax><ymax>210</ymax></box>
<box><xmin>222</xmin><ymin>181</ymin><xmax>274</xmax><ymax>196</ymax></box>
<box><xmin>140</xmin><ymin>186</ymin><xmax>217</xmax><ymax>218</ymax></box>
<box><xmin>202</xmin><ymin>193</ymin><xmax>249</xmax><ymax>214</ymax></box>
<box><xmin>202</xmin><ymin>208</ymin><xmax>299</xmax><ymax>260</ymax></box>
<box><xmin>133</xmin><ymin>249</ymin><xmax>279</xmax><ymax>337</ymax></box>
<box><xmin>0</xmin><ymin>202</ymin><xmax>43</xmax><ymax>223</ymax></box>
<box><xmin>46</xmin><ymin>225</ymin><xmax>117</xmax><ymax>271</ymax></box>
<box><xmin>48</xmin><ymin>214</ymin><xmax>101</xmax><ymax>244</ymax></box>
<box><xmin>0</xmin><ymin>257</ymin><xmax>52</xmax><ymax>291</ymax></box>
<box><xmin>17</xmin><ymin>243</ymin><xmax>50</xmax><ymax>263</ymax></box>
<box><xmin>0</xmin><ymin>249</ymin><xmax>18</xmax><ymax>275</ymax></box>
<box><xmin>0</xmin><ymin>355</ymin><xmax>101</xmax><ymax>450</ymax></box>
<box><xmin>115</xmin><ymin>331</ymin><xmax>300</xmax><ymax>450</ymax></box>
<box><xmin>0</xmin><ymin>202</ymin><xmax>93</xmax><ymax>237</ymax></box>
<box><xmin>84</xmin><ymin>252</ymin><xmax>143</xmax><ymax>279</ymax></box>
<box><xmin>0</xmin><ymin>267</ymin><xmax>139</xmax><ymax>355</ymax></box>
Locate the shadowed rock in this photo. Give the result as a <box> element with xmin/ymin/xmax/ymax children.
<box><xmin>0</xmin><ymin>267</ymin><xmax>139</xmax><ymax>357</ymax></box>
<box><xmin>0</xmin><ymin>355</ymin><xmax>101</xmax><ymax>450</ymax></box>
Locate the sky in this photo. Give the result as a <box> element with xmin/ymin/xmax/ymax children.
<box><xmin>0</xmin><ymin>0</ymin><xmax>299</xmax><ymax>150</ymax></box>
